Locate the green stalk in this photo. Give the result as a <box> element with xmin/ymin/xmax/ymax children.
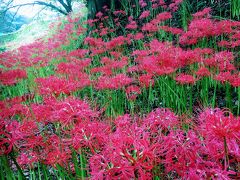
<box><xmin>211</xmin><ymin>81</ymin><xmax>217</xmax><ymax>108</ymax></box>
<box><xmin>1</xmin><ymin>156</ymin><xmax>15</xmax><ymax>180</ymax></box>
<box><xmin>148</xmin><ymin>83</ymin><xmax>154</xmax><ymax>112</ymax></box>
<box><xmin>72</xmin><ymin>150</ymin><xmax>81</xmax><ymax>178</ymax></box>
<box><xmin>237</xmin><ymin>87</ymin><xmax>240</xmax><ymax>116</ymax></box>
<box><xmin>37</xmin><ymin>163</ymin><xmax>42</xmax><ymax>180</ymax></box>
<box><xmin>188</xmin><ymin>85</ymin><xmax>193</xmax><ymax>114</ymax></box>
<box><xmin>224</xmin><ymin>137</ymin><xmax>229</xmax><ymax>170</ymax></box>
<box><xmin>180</xmin><ymin>0</ymin><xmax>190</xmax><ymax>31</ymax></box>
<box><xmin>129</xmin><ymin>101</ymin><xmax>135</xmax><ymax>115</ymax></box>
<box><xmin>9</xmin><ymin>153</ymin><xmax>25</xmax><ymax>179</ymax></box>
<box><xmin>226</xmin><ymin>82</ymin><xmax>232</xmax><ymax>111</ymax></box>
<box><xmin>41</xmin><ymin>164</ymin><xmax>50</xmax><ymax>180</ymax></box>
<box><xmin>79</xmin><ymin>150</ymin><xmax>87</xmax><ymax>178</ymax></box>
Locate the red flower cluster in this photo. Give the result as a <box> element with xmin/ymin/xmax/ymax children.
<box><xmin>0</xmin><ymin>69</ymin><xmax>27</xmax><ymax>85</ymax></box>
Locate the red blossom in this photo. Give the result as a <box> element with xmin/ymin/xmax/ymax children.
<box><xmin>175</xmin><ymin>74</ymin><xmax>196</xmax><ymax>84</ymax></box>
<box><xmin>125</xmin><ymin>85</ymin><xmax>141</xmax><ymax>100</ymax></box>
<box><xmin>198</xmin><ymin>108</ymin><xmax>240</xmax><ymax>140</ymax></box>
<box><xmin>0</xmin><ymin>69</ymin><xmax>27</xmax><ymax>85</ymax></box>
<box><xmin>195</xmin><ymin>67</ymin><xmax>211</xmax><ymax>77</ymax></box>
<box><xmin>95</xmin><ymin>74</ymin><xmax>133</xmax><ymax>90</ymax></box>
<box><xmin>139</xmin><ymin>10</ymin><xmax>150</xmax><ymax>19</ymax></box>
<box><xmin>35</xmin><ymin>76</ymin><xmax>87</xmax><ymax>96</ymax></box>
<box><xmin>214</xmin><ymin>71</ymin><xmax>232</xmax><ymax>83</ymax></box>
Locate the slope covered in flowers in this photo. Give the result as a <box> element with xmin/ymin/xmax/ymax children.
<box><xmin>0</xmin><ymin>0</ymin><xmax>240</xmax><ymax>179</ymax></box>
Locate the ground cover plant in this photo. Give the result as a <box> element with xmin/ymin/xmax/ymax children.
<box><xmin>0</xmin><ymin>0</ymin><xmax>240</xmax><ymax>179</ymax></box>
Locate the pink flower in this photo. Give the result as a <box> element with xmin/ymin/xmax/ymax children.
<box><xmin>125</xmin><ymin>85</ymin><xmax>141</xmax><ymax>100</ymax></box>
<box><xmin>126</xmin><ymin>21</ymin><xmax>138</xmax><ymax>30</ymax></box>
<box><xmin>139</xmin><ymin>10</ymin><xmax>150</xmax><ymax>19</ymax></box>
<box><xmin>35</xmin><ymin>76</ymin><xmax>87</xmax><ymax>96</ymax></box>
<box><xmin>195</xmin><ymin>67</ymin><xmax>211</xmax><ymax>77</ymax></box>
<box><xmin>214</xmin><ymin>71</ymin><xmax>232</xmax><ymax>83</ymax></box>
<box><xmin>192</xmin><ymin>8</ymin><xmax>212</xmax><ymax>19</ymax></box>
<box><xmin>175</xmin><ymin>74</ymin><xmax>196</xmax><ymax>84</ymax></box>
<box><xmin>0</xmin><ymin>69</ymin><xmax>27</xmax><ymax>86</ymax></box>
<box><xmin>95</xmin><ymin>74</ymin><xmax>133</xmax><ymax>90</ymax></box>
<box><xmin>198</xmin><ymin>108</ymin><xmax>240</xmax><ymax>140</ymax></box>
<box><xmin>229</xmin><ymin>73</ymin><xmax>240</xmax><ymax>87</ymax></box>
<box><xmin>139</xmin><ymin>74</ymin><xmax>155</xmax><ymax>87</ymax></box>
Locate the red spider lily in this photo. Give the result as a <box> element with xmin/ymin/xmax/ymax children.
<box><xmin>197</xmin><ymin>108</ymin><xmax>240</xmax><ymax>140</ymax></box>
<box><xmin>180</xmin><ymin>10</ymin><xmax>240</xmax><ymax>46</ymax></box>
<box><xmin>143</xmin><ymin>108</ymin><xmax>179</xmax><ymax>132</ymax></box>
<box><xmin>196</xmin><ymin>109</ymin><xmax>240</xmax><ymax>172</ymax></box>
<box><xmin>68</xmin><ymin>49</ymin><xmax>89</xmax><ymax>58</ymax></box>
<box><xmin>133</xmin><ymin>32</ymin><xmax>144</xmax><ymax>40</ymax></box>
<box><xmin>99</xmin><ymin>27</ymin><xmax>109</xmax><ymax>36</ymax></box>
<box><xmin>17</xmin><ymin>120</ymin><xmax>40</xmax><ymax>138</ymax></box>
<box><xmin>89</xmin><ymin>154</ymin><xmax>135</xmax><ymax>179</ymax></box>
<box><xmin>132</xmin><ymin>49</ymin><xmax>150</xmax><ymax>58</ymax></box>
<box><xmin>0</xmin><ymin>102</ymin><xmax>30</xmax><ymax>119</ymax></box>
<box><xmin>139</xmin><ymin>0</ymin><xmax>147</xmax><ymax>8</ymax></box>
<box><xmin>113</xmin><ymin>10</ymin><xmax>126</xmax><ymax>16</ymax></box>
<box><xmin>84</xmin><ymin>37</ymin><xmax>104</xmax><ymax>47</ymax></box>
<box><xmin>0</xmin><ymin>132</ymin><xmax>14</xmax><ymax>155</ymax></box>
<box><xmin>192</xmin><ymin>7</ymin><xmax>211</xmax><ymax>19</ymax></box>
<box><xmin>37</xmin><ymin>97</ymin><xmax>98</xmax><ymax>126</ymax></box>
<box><xmin>95</xmin><ymin>74</ymin><xmax>133</xmax><ymax>90</ymax></box>
<box><xmin>96</xmin><ymin>11</ymin><xmax>103</xmax><ymax>19</ymax></box>
<box><xmin>139</xmin><ymin>74</ymin><xmax>155</xmax><ymax>88</ymax></box>
<box><xmin>17</xmin><ymin>151</ymin><xmax>39</xmax><ymax>167</ymax></box>
<box><xmin>0</xmin><ymin>69</ymin><xmax>27</xmax><ymax>86</ymax></box>
<box><xmin>89</xmin><ymin>126</ymin><xmax>156</xmax><ymax>179</ymax></box>
<box><xmin>35</xmin><ymin>76</ymin><xmax>85</xmax><ymax>96</ymax></box>
<box><xmin>4</xmin><ymin>120</ymin><xmax>23</xmax><ymax>141</ymax></box>
<box><xmin>57</xmin><ymin>61</ymin><xmax>90</xmax><ymax>75</ymax></box>
<box><xmin>195</xmin><ymin>67</ymin><xmax>211</xmax><ymax>77</ymax></box>
<box><xmin>139</xmin><ymin>10</ymin><xmax>150</xmax><ymax>19</ymax></box>
<box><xmin>1</xmin><ymin>119</ymin><xmax>40</xmax><ymax>155</ymax></box>
<box><xmin>105</xmin><ymin>36</ymin><xmax>127</xmax><ymax>50</ymax></box>
<box><xmin>218</xmin><ymin>40</ymin><xmax>232</xmax><ymax>48</ymax></box>
<box><xmin>155</xmin><ymin>12</ymin><xmax>172</xmax><ymax>22</ymax></box>
<box><xmin>44</xmin><ymin>135</ymin><xmax>71</xmax><ymax>167</ymax></box>
<box><xmin>125</xmin><ymin>85</ymin><xmax>141</xmax><ymax>100</ymax></box>
<box><xmin>21</xmin><ymin>135</ymin><xmax>44</xmax><ymax>150</ymax></box>
<box><xmin>91</xmin><ymin>55</ymin><xmax>128</xmax><ymax>75</ymax></box>
<box><xmin>142</xmin><ymin>22</ymin><xmax>159</xmax><ymax>32</ymax></box>
<box><xmin>126</xmin><ymin>20</ymin><xmax>138</xmax><ymax>30</ymax></box>
<box><xmin>184</xmin><ymin>164</ymin><xmax>236</xmax><ymax>179</ymax></box>
<box><xmin>152</xmin><ymin>2</ymin><xmax>159</xmax><ymax>10</ymax></box>
<box><xmin>229</xmin><ymin>73</ymin><xmax>240</xmax><ymax>87</ymax></box>
<box><xmin>169</xmin><ymin>0</ymin><xmax>183</xmax><ymax>12</ymax></box>
<box><xmin>194</xmin><ymin>47</ymin><xmax>213</xmax><ymax>55</ymax></box>
<box><xmin>213</xmin><ymin>51</ymin><xmax>235</xmax><ymax>71</ymax></box>
<box><xmin>88</xmin><ymin>108</ymin><xmax>181</xmax><ymax>179</ymax></box>
<box><xmin>163</xmin><ymin>130</ymin><xmax>203</xmax><ymax>177</ymax></box>
<box><xmin>214</xmin><ymin>71</ymin><xmax>232</xmax><ymax>83</ymax></box>
<box><xmin>127</xmin><ymin>65</ymin><xmax>140</xmax><ymax>73</ymax></box>
<box><xmin>140</xmin><ymin>54</ymin><xmax>176</xmax><ymax>75</ymax></box>
<box><xmin>71</xmin><ymin>121</ymin><xmax>110</xmax><ymax>153</ymax></box>
<box><xmin>175</xmin><ymin>74</ymin><xmax>196</xmax><ymax>84</ymax></box>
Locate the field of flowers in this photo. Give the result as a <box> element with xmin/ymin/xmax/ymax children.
<box><xmin>0</xmin><ymin>0</ymin><xmax>240</xmax><ymax>179</ymax></box>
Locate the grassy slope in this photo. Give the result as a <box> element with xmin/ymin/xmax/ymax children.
<box><xmin>0</xmin><ymin>19</ymin><xmax>52</xmax><ymax>51</ymax></box>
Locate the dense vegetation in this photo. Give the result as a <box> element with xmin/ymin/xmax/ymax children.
<box><xmin>0</xmin><ymin>0</ymin><xmax>240</xmax><ymax>179</ymax></box>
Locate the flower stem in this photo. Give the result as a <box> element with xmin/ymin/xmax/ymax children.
<box><xmin>223</xmin><ymin>137</ymin><xmax>229</xmax><ymax>170</ymax></box>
